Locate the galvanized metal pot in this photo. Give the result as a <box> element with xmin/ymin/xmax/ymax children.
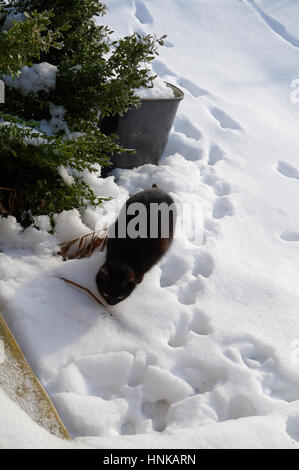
<box><xmin>99</xmin><ymin>82</ymin><xmax>184</xmax><ymax>173</ymax></box>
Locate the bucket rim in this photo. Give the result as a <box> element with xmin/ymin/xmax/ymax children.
<box><xmin>140</xmin><ymin>82</ymin><xmax>184</xmax><ymax>102</ymax></box>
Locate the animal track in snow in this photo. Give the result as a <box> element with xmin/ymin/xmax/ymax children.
<box><xmin>120</xmin><ymin>420</ymin><xmax>137</xmax><ymax>435</ymax></box>
<box><xmin>213</xmin><ymin>180</ymin><xmax>231</xmax><ymax>197</ymax></box>
<box><xmin>212</xmin><ymin>197</ymin><xmax>234</xmax><ymax>219</ymax></box>
<box><xmin>192</xmin><ymin>251</ymin><xmax>214</xmax><ymax>278</ymax></box>
<box><xmin>177</xmin><ymin>277</ymin><xmax>205</xmax><ymax>306</ymax></box>
<box><xmin>277</xmin><ymin>161</ymin><xmax>299</xmax><ymax>180</ymax></box>
<box><xmin>208</xmin><ymin>144</ymin><xmax>226</xmax><ymax>165</ymax></box>
<box><xmin>177</xmin><ymin>77</ymin><xmax>208</xmax><ymax>97</ymax></box>
<box><xmin>174</xmin><ymin>114</ymin><xmax>203</xmax><ymax>140</ymax></box>
<box><xmin>224</xmin><ymin>340</ymin><xmax>271</xmax><ymax>370</ymax></box>
<box><xmin>164</xmin><ymin>39</ymin><xmax>174</xmax><ymax>48</ymax></box>
<box><xmin>163</xmin><ymin>131</ymin><xmax>204</xmax><ymax>161</ymax></box>
<box><xmin>134</xmin><ymin>0</ymin><xmax>153</xmax><ymax>24</ymax></box>
<box><xmin>151</xmin><ymin>59</ymin><xmax>209</xmax><ymax>98</ymax></box>
<box><xmin>200</xmin><ymin>218</ymin><xmax>219</xmax><ymax>245</ymax></box>
<box><xmin>168</xmin><ymin>309</ymin><xmax>213</xmax><ymax>348</ymax></box>
<box><xmin>245</xmin><ymin>0</ymin><xmax>299</xmax><ymax>49</ymax></box>
<box><xmin>152</xmin><ymin>59</ymin><xmax>174</xmax><ymax>77</ymax></box>
<box><xmin>168</xmin><ymin>313</ymin><xmax>189</xmax><ymax>348</ymax></box>
<box><xmin>203</xmin><ymin>172</ymin><xmax>231</xmax><ymax>197</ymax></box>
<box><xmin>160</xmin><ymin>248</ymin><xmax>214</xmax><ymax>291</ymax></box>
<box><xmin>280</xmin><ymin>231</ymin><xmax>299</xmax><ymax>242</ymax></box>
<box><xmin>159</xmin><ymin>254</ymin><xmax>190</xmax><ymax>288</ymax></box>
<box><xmin>53</xmin><ymin>349</ymin><xmax>196</xmax><ymax>436</ymax></box>
<box><xmin>190</xmin><ymin>308</ymin><xmax>213</xmax><ymax>336</ymax></box>
<box><xmin>224</xmin><ymin>339</ymin><xmax>299</xmax><ymax>402</ymax></box>
<box><xmin>209</xmin><ymin>107</ymin><xmax>242</xmax><ymax>130</ymax></box>
<box><xmin>141</xmin><ymin>399</ymin><xmax>170</xmax><ymax>432</ymax></box>
<box><xmin>204</xmin><ymin>218</ymin><xmax>219</xmax><ymax>234</ymax></box>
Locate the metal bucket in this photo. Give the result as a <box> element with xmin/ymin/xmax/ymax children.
<box><xmin>99</xmin><ymin>82</ymin><xmax>184</xmax><ymax>172</ymax></box>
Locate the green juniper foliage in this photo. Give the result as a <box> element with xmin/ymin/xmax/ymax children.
<box><xmin>0</xmin><ymin>0</ymin><xmax>165</xmax><ymax>227</ymax></box>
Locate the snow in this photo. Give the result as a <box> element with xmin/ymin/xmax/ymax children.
<box><xmin>134</xmin><ymin>72</ymin><xmax>175</xmax><ymax>99</ymax></box>
<box><xmin>1</xmin><ymin>0</ymin><xmax>299</xmax><ymax>449</ymax></box>
<box><xmin>5</xmin><ymin>62</ymin><xmax>58</xmax><ymax>95</ymax></box>
<box><xmin>39</xmin><ymin>104</ymin><xmax>68</xmax><ymax>136</ymax></box>
<box><xmin>57</xmin><ymin>166</ymin><xmax>75</xmax><ymax>187</ymax></box>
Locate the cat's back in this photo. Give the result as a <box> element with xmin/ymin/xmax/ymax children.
<box><xmin>125</xmin><ymin>187</ymin><xmax>176</xmax><ymax>238</ymax></box>
<box><xmin>108</xmin><ymin>186</ymin><xmax>175</xmax><ymax>249</ymax></box>
<box><xmin>126</xmin><ymin>187</ymin><xmax>174</xmax><ymax>208</ymax></box>
<box><xmin>106</xmin><ymin>186</ymin><xmax>176</xmax><ymax>274</ymax></box>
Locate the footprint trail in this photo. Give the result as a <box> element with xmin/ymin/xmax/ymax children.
<box><xmin>134</xmin><ymin>0</ymin><xmax>153</xmax><ymax>25</ymax></box>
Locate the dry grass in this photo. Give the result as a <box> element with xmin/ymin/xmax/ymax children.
<box><xmin>58</xmin><ymin>229</ymin><xmax>107</xmax><ymax>260</ymax></box>
<box><xmin>60</xmin><ymin>276</ymin><xmax>105</xmax><ymax>307</ymax></box>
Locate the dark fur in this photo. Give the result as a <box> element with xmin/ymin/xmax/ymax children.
<box><xmin>96</xmin><ymin>186</ymin><xmax>175</xmax><ymax>305</ymax></box>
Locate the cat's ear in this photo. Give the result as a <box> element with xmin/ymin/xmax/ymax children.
<box><xmin>98</xmin><ymin>265</ymin><xmax>110</xmax><ymax>282</ymax></box>
<box><xmin>135</xmin><ymin>273</ymin><xmax>144</xmax><ymax>284</ymax></box>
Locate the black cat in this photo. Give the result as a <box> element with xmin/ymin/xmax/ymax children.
<box><xmin>96</xmin><ymin>185</ymin><xmax>176</xmax><ymax>305</ymax></box>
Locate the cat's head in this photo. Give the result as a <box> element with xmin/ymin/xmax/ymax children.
<box><xmin>96</xmin><ymin>261</ymin><xmax>143</xmax><ymax>305</ymax></box>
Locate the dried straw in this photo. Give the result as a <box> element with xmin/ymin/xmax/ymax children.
<box><xmin>58</xmin><ymin>229</ymin><xmax>107</xmax><ymax>260</ymax></box>
<box><xmin>60</xmin><ymin>277</ymin><xmax>104</xmax><ymax>307</ymax></box>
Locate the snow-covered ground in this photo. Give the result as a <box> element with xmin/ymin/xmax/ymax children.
<box><xmin>1</xmin><ymin>0</ymin><xmax>299</xmax><ymax>448</ymax></box>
